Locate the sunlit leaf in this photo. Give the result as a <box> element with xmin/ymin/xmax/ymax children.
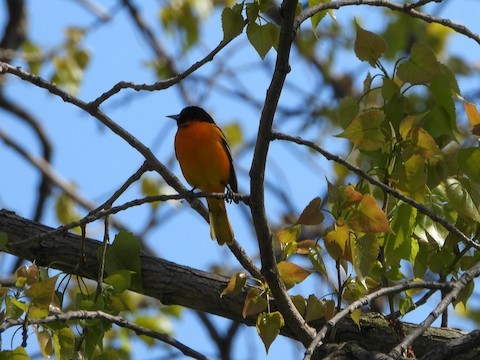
<box><xmin>445</xmin><ymin>178</ymin><xmax>480</xmax><ymax>222</ymax></box>
<box><xmin>354</xmin><ymin>23</ymin><xmax>386</xmax><ymax>67</ymax></box>
<box><xmin>242</xmin><ymin>288</ymin><xmax>268</xmax><ymax>318</ymax></box>
<box><xmin>104</xmin><ymin>270</ymin><xmax>131</xmax><ymax>295</ymax></box>
<box><xmin>396</xmin><ymin>42</ymin><xmax>440</xmax><ymax>84</ymax></box>
<box><xmin>453</xmin><ymin>280</ymin><xmax>474</xmax><ymax>309</ymax></box>
<box><xmin>385</xmin><ymin>203</ymin><xmax>417</xmax><ymax>267</ymax></box>
<box><xmin>296</xmin><ymin>197</ymin><xmax>324</xmax><ymax>225</ymax></box>
<box><xmin>403</xmin><ymin>127</ymin><xmax>441</xmax><ymax>160</ymax></box>
<box><xmin>399</xmin><ymin>297</ymin><xmax>413</xmax><ymax>316</ymax></box>
<box><xmin>349</xmin><ymin>195</ymin><xmax>392</xmax><ymax>233</ymax></box>
<box><xmin>25</xmin><ymin>274</ymin><xmax>59</xmax><ymax>310</ymax></box>
<box><xmin>277</xmin><ymin>225</ymin><xmax>301</xmax><ymax>244</ymax></box>
<box><xmin>336</xmin><ymin>109</ymin><xmax>386</xmax><ymax>151</ymax></box>
<box><xmin>104</xmin><ymin>231</ymin><xmax>143</xmax><ymax>292</ymax></box>
<box><xmin>342</xmin><ymin>185</ymin><xmax>363</xmax><ymax>209</ymax></box>
<box><xmin>353</xmin><ymin>234</ymin><xmax>378</xmax><ymax>279</ymax></box>
<box><xmin>324</xmin><ymin>219</ymin><xmax>349</xmax><ymax>260</ymax></box>
<box><xmin>220</xmin><ymin>272</ymin><xmax>247</xmax><ymax>297</ymax></box>
<box><xmin>277</xmin><ymin>261</ymin><xmax>311</xmax><ymax>290</ymax></box>
<box><xmin>308</xmin><ymin>246</ymin><xmax>327</xmax><ymax>276</ymax></box>
<box><xmin>458</xmin><ymin>148</ymin><xmax>480</xmax><ymax>182</ymax></box>
<box><xmin>256</xmin><ymin>311</ymin><xmax>284</xmax><ymax>353</ymax></box>
<box><xmin>309</xmin><ymin>0</ymin><xmax>329</xmax><ymax>31</ymax></box>
<box><xmin>350</xmin><ymin>308</ymin><xmax>361</xmax><ymax>329</ymax></box>
<box><xmin>53</xmin><ymin>327</ymin><xmax>75</xmax><ymax>360</ymax></box>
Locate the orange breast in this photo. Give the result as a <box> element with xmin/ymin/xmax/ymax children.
<box><xmin>174</xmin><ymin>121</ymin><xmax>232</xmax><ymax>192</ymax></box>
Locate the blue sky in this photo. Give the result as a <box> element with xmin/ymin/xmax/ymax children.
<box><xmin>2</xmin><ymin>0</ymin><xmax>480</xmax><ymax>358</ymax></box>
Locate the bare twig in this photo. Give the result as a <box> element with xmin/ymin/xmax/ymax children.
<box><xmin>271</xmin><ymin>131</ymin><xmax>480</xmax><ymax>251</ymax></box>
<box><xmin>304</xmin><ymin>280</ymin><xmax>452</xmax><ymax>359</ymax></box>
<box><xmin>294</xmin><ymin>0</ymin><xmax>480</xmax><ymax>46</ymax></box>
<box><xmin>389</xmin><ymin>261</ymin><xmax>480</xmax><ymax>358</ymax></box>
<box><xmin>249</xmin><ymin>0</ymin><xmax>316</xmax><ymax>346</ymax></box>
<box><xmin>0</xmin><ymin>310</ymin><xmax>208</xmax><ymax>360</ymax></box>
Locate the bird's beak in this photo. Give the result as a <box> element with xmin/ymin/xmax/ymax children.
<box><xmin>167</xmin><ymin>114</ymin><xmax>179</xmax><ymax>121</ymax></box>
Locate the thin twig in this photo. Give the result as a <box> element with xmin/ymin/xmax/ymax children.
<box><xmin>294</xmin><ymin>0</ymin><xmax>480</xmax><ymax>46</ymax></box>
<box><xmin>304</xmin><ymin>280</ymin><xmax>452</xmax><ymax>360</ymax></box>
<box><xmin>389</xmin><ymin>261</ymin><xmax>480</xmax><ymax>358</ymax></box>
<box><xmin>0</xmin><ymin>310</ymin><xmax>208</xmax><ymax>360</ymax></box>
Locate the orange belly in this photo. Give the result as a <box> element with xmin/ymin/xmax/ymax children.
<box><xmin>174</xmin><ymin>121</ymin><xmax>231</xmax><ymax>193</ymax></box>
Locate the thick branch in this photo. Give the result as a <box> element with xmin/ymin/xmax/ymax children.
<box><xmin>1</xmin><ymin>210</ymin><xmax>479</xmax><ymax>358</ymax></box>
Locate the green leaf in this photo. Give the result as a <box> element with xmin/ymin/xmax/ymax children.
<box><xmin>308</xmin><ymin>246</ymin><xmax>327</xmax><ymax>276</ymax></box>
<box><xmin>309</xmin><ymin>0</ymin><xmax>329</xmax><ymax>31</ymax></box>
<box><xmin>296</xmin><ymin>197</ymin><xmax>324</xmax><ymax>225</ymax></box>
<box><xmin>350</xmin><ymin>308</ymin><xmax>361</xmax><ymax>328</ymax></box>
<box><xmin>305</xmin><ymin>294</ymin><xmax>325</xmax><ymax>323</ymax></box>
<box><xmin>277</xmin><ymin>225</ymin><xmax>301</xmax><ymax>244</ymax></box>
<box><xmin>354</xmin><ymin>23</ymin><xmax>386</xmax><ymax>67</ymax></box>
<box><xmin>25</xmin><ymin>274</ymin><xmax>59</xmax><ymax>310</ymax></box>
<box><xmin>242</xmin><ymin>288</ymin><xmax>268</xmax><ymax>318</ymax></box>
<box><xmin>5</xmin><ymin>296</ymin><xmax>27</xmax><ymax>319</ymax></box>
<box><xmin>336</xmin><ymin>109</ymin><xmax>386</xmax><ymax>151</ymax></box>
<box><xmin>385</xmin><ymin>203</ymin><xmax>417</xmax><ymax>267</ymax></box>
<box><xmin>104</xmin><ymin>231</ymin><xmax>143</xmax><ymax>292</ymax></box>
<box><xmin>256</xmin><ymin>311</ymin><xmax>284</xmax><ymax>353</ymax></box>
<box><xmin>399</xmin><ymin>297</ymin><xmax>413</xmax><ymax>316</ymax></box>
<box><xmin>220</xmin><ymin>272</ymin><xmax>247</xmax><ymax>297</ymax></box>
<box><xmin>291</xmin><ymin>295</ymin><xmax>306</xmax><ymax>317</ymax></box>
<box><xmin>277</xmin><ymin>261</ymin><xmax>311</xmax><ymax>289</ymax></box>
<box><xmin>337</xmin><ymin>96</ymin><xmax>359</xmax><ymax>129</ymax></box>
<box><xmin>53</xmin><ymin>327</ymin><xmax>75</xmax><ymax>360</ymax></box>
<box><xmin>349</xmin><ymin>195</ymin><xmax>392</xmax><ymax>233</ymax></box>
<box><xmin>445</xmin><ymin>178</ymin><xmax>480</xmax><ymax>223</ymax></box>
<box><xmin>396</xmin><ymin>42</ymin><xmax>440</xmax><ymax>84</ymax></box>
<box><xmin>353</xmin><ymin>234</ymin><xmax>378</xmax><ymax>279</ymax></box>
<box><xmin>324</xmin><ymin>219</ymin><xmax>349</xmax><ymax>260</ymax></box>
<box><xmin>221</xmin><ymin>6</ymin><xmax>245</xmax><ymax>40</ymax></box>
<box><xmin>431</xmin><ymin>74</ymin><xmax>457</xmax><ymax>134</ymax></box>
<box><xmin>458</xmin><ymin>148</ymin><xmax>480</xmax><ymax>182</ymax></box>
<box><xmin>246</xmin><ymin>2</ymin><xmax>259</xmax><ymax>22</ymax></box>
<box><xmin>0</xmin><ymin>346</ymin><xmax>30</xmax><ymax>359</ymax></box>
<box><xmin>246</xmin><ymin>22</ymin><xmax>275</xmax><ymax>59</ymax></box>
<box><xmin>104</xmin><ymin>270</ymin><xmax>131</xmax><ymax>295</ymax></box>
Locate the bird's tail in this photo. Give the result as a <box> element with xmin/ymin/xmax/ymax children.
<box><xmin>207</xmin><ymin>198</ymin><xmax>234</xmax><ymax>246</ymax></box>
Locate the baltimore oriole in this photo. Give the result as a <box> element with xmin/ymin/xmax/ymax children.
<box><xmin>168</xmin><ymin>106</ymin><xmax>237</xmax><ymax>246</ymax></box>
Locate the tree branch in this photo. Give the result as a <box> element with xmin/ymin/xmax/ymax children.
<box><xmin>271</xmin><ymin>131</ymin><xmax>480</xmax><ymax>251</ymax></box>
<box><xmin>0</xmin><ymin>60</ymin><xmax>260</xmax><ymax>279</ymax></box>
<box><xmin>249</xmin><ymin>0</ymin><xmax>316</xmax><ymax>346</ymax></box>
<box><xmin>294</xmin><ymin>0</ymin><xmax>480</xmax><ymax>46</ymax></box>
<box><xmin>0</xmin><ymin>310</ymin><xmax>207</xmax><ymax>360</ymax></box>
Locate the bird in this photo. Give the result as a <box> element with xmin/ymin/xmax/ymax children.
<box><xmin>167</xmin><ymin>106</ymin><xmax>237</xmax><ymax>246</ymax></box>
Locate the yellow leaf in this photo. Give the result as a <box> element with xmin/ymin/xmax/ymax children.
<box><xmin>465</xmin><ymin>102</ymin><xmax>480</xmax><ymax>127</ymax></box>
<box><xmin>256</xmin><ymin>311</ymin><xmax>284</xmax><ymax>353</ymax></box>
<box><xmin>220</xmin><ymin>272</ymin><xmax>247</xmax><ymax>297</ymax></box>
<box><xmin>350</xmin><ymin>308</ymin><xmax>361</xmax><ymax>329</ymax></box>
<box><xmin>277</xmin><ymin>225</ymin><xmax>301</xmax><ymax>244</ymax></box>
<box><xmin>349</xmin><ymin>195</ymin><xmax>392</xmax><ymax>233</ymax></box>
<box><xmin>277</xmin><ymin>261</ymin><xmax>311</xmax><ymax>290</ymax></box>
<box><xmin>296</xmin><ymin>197</ymin><xmax>324</xmax><ymax>225</ymax></box>
<box><xmin>324</xmin><ymin>219</ymin><xmax>349</xmax><ymax>260</ymax></box>
<box><xmin>242</xmin><ymin>288</ymin><xmax>268</xmax><ymax>318</ymax></box>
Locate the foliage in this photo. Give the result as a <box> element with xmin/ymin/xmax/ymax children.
<box><xmin>1</xmin><ymin>0</ymin><xmax>480</xmax><ymax>358</ymax></box>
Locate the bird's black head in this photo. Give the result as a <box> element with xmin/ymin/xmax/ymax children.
<box><xmin>167</xmin><ymin>106</ymin><xmax>215</xmax><ymax>125</ymax></box>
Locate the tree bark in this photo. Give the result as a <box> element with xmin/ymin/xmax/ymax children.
<box><xmin>1</xmin><ymin>209</ymin><xmax>479</xmax><ymax>359</ymax></box>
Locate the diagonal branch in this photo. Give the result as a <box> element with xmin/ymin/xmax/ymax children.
<box><xmin>0</xmin><ymin>60</ymin><xmax>259</xmax><ymax>278</ymax></box>
<box><xmin>304</xmin><ymin>280</ymin><xmax>452</xmax><ymax>359</ymax></box>
<box><xmin>294</xmin><ymin>0</ymin><xmax>480</xmax><ymax>46</ymax></box>
<box><xmin>389</xmin><ymin>261</ymin><xmax>480</xmax><ymax>358</ymax></box>
<box><xmin>249</xmin><ymin>0</ymin><xmax>316</xmax><ymax>347</ymax></box>
<box><xmin>272</xmin><ymin>131</ymin><xmax>480</xmax><ymax>251</ymax></box>
<box><xmin>0</xmin><ymin>310</ymin><xmax>207</xmax><ymax>360</ymax></box>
